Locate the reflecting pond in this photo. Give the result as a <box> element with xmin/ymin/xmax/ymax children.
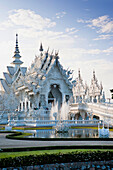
<box><xmin>15</xmin><ymin>128</ymin><xmax>113</xmax><ymax>138</ymax></box>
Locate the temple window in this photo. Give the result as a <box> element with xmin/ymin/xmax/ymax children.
<box><xmin>26</xmin><ymin>101</ymin><xmax>28</xmax><ymax>110</ymax></box>
<box><xmin>20</xmin><ymin>103</ymin><xmax>21</xmax><ymax>110</ymax></box>
<box><xmin>65</xmin><ymin>95</ymin><xmax>69</xmax><ymax>102</ymax></box>
<box><xmin>23</xmin><ymin>102</ymin><xmax>25</xmax><ymax>110</ymax></box>
<box><xmin>30</xmin><ymin>102</ymin><xmax>32</xmax><ymax>108</ymax></box>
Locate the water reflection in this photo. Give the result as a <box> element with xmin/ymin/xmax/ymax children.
<box><xmin>15</xmin><ymin>128</ymin><xmax>113</xmax><ymax>138</ymax></box>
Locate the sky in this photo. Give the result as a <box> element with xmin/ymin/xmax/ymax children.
<box><xmin>0</xmin><ymin>0</ymin><xmax>113</xmax><ymax>99</ymax></box>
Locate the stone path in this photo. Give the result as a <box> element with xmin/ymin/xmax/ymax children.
<box><xmin>0</xmin><ymin>133</ymin><xmax>113</xmax><ymax>148</ymax></box>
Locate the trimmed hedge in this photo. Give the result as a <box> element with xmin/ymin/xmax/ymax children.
<box><xmin>1</xmin><ymin>145</ymin><xmax>113</xmax><ymax>153</ymax></box>
<box><xmin>6</xmin><ymin>132</ymin><xmax>32</xmax><ymax>139</ymax></box>
<box><xmin>0</xmin><ymin>151</ymin><xmax>113</xmax><ymax>168</ymax></box>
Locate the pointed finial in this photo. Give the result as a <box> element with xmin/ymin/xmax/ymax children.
<box><xmin>14</xmin><ymin>33</ymin><xmax>20</xmax><ymax>54</ymax></box>
<box><xmin>39</xmin><ymin>43</ymin><xmax>43</xmax><ymax>52</ymax></box>
<box><xmin>16</xmin><ymin>33</ymin><xmax>18</xmax><ymax>45</ymax></box>
<box><xmin>93</xmin><ymin>70</ymin><xmax>95</xmax><ymax>79</ymax></box>
<box><xmin>78</xmin><ymin>68</ymin><xmax>80</xmax><ymax>79</ymax></box>
<box><xmin>11</xmin><ymin>34</ymin><xmax>23</xmax><ymax>67</ymax></box>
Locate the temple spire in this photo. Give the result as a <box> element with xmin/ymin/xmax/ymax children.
<box><xmin>39</xmin><ymin>43</ymin><xmax>43</xmax><ymax>52</ymax></box>
<box><xmin>11</xmin><ymin>34</ymin><xmax>23</xmax><ymax>68</ymax></box>
<box><xmin>15</xmin><ymin>34</ymin><xmax>19</xmax><ymax>53</ymax></box>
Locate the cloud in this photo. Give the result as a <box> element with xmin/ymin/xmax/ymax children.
<box><xmin>56</xmin><ymin>11</ymin><xmax>66</xmax><ymax>19</ymax></box>
<box><xmin>77</xmin><ymin>19</ymin><xmax>85</xmax><ymax>23</ymax></box>
<box><xmin>65</xmin><ymin>27</ymin><xmax>79</xmax><ymax>35</ymax></box>
<box><xmin>63</xmin><ymin>48</ymin><xmax>101</xmax><ymax>56</ymax></box>
<box><xmin>86</xmin><ymin>46</ymin><xmax>113</xmax><ymax>55</ymax></box>
<box><xmin>0</xmin><ymin>20</ymin><xmax>13</xmax><ymax>30</ymax></box>
<box><xmin>0</xmin><ymin>9</ymin><xmax>74</xmax><ymax>46</ymax></box>
<box><xmin>94</xmin><ymin>34</ymin><xmax>113</xmax><ymax>40</ymax></box>
<box><xmin>88</xmin><ymin>15</ymin><xmax>109</xmax><ymax>28</ymax></box>
<box><xmin>84</xmin><ymin>8</ymin><xmax>90</xmax><ymax>11</ymax></box>
<box><xmin>18</xmin><ymin>28</ymin><xmax>63</xmax><ymax>39</ymax></box>
<box><xmin>87</xmin><ymin>15</ymin><xmax>113</xmax><ymax>33</ymax></box>
<box><xmin>103</xmin><ymin>47</ymin><xmax>113</xmax><ymax>55</ymax></box>
<box><xmin>0</xmin><ymin>8</ymin><xmax>77</xmax><ymax>51</ymax></box>
<box><xmin>60</xmin><ymin>46</ymin><xmax>113</xmax><ymax>63</ymax></box>
<box><xmin>0</xmin><ymin>9</ymin><xmax>76</xmax><ymax>47</ymax></box>
<box><xmin>77</xmin><ymin>15</ymin><xmax>113</xmax><ymax>33</ymax></box>
<box><xmin>0</xmin><ymin>9</ymin><xmax>56</xmax><ymax>31</ymax></box>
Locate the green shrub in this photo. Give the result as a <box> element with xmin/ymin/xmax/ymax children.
<box><xmin>0</xmin><ymin>151</ymin><xmax>113</xmax><ymax>168</ymax></box>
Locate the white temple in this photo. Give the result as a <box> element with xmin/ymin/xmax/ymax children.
<box><xmin>0</xmin><ymin>34</ymin><xmax>106</xmax><ymax>123</ymax></box>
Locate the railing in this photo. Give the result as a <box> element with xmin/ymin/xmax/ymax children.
<box><xmin>63</xmin><ymin>119</ymin><xmax>102</xmax><ymax>125</ymax></box>
<box><xmin>6</xmin><ymin>119</ymin><xmax>102</xmax><ymax>127</ymax></box>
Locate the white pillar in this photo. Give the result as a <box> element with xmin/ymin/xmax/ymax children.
<box><xmin>28</xmin><ymin>101</ymin><xmax>30</xmax><ymax>109</ymax></box>
<box><xmin>45</xmin><ymin>93</ymin><xmax>48</xmax><ymax>106</ymax></box>
<box><xmin>62</xmin><ymin>93</ymin><xmax>65</xmax><ymax>103</ymax></box>
<box><xmin>25</xmin><ymin>99</ymin><xmax>27</xmax><ymax>112</ymax></box>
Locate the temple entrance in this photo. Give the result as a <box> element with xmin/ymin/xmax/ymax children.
<box><xmin>48</xmin><ymin>84</ymin><xmax>62</xmax><ymax>109</ymax></box>
<box><xmin>93</xmin><ymin>115</ymin><xmax>100</xmax><ymax>120</ymax></box>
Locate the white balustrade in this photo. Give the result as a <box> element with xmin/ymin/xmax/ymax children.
<box><xmin>5</xmin><ymin>119</ymin><xmax>102</xmax><ymax>127</ymax></box>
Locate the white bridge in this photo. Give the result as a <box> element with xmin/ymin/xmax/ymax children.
<box><xmin>70</xmin><ymin>102</ymin><xmax>113</xmax><ymax>125</ymax></box>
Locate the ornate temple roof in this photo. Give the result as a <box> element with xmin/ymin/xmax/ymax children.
<box><xmin>15</xmin><ymin>44</ymin><xmax>73</xmax><ymax>94</ymax></box>
<box><xmin>0</xmin><ymin>34</ymin><xmax>27</xmax><ymax>93</ymax></box>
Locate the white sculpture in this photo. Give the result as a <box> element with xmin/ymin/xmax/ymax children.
<box><xmin>98</xmin><ymin>122</ymin><xmax>109</xmax><ymax>138</ymax></box>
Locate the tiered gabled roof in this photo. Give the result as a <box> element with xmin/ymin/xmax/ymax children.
<box><xmin>0</xmin><ymin>78</ymin><xmax>10</xmax><ymax>93</ymax></box>
<box><xmin>15</xmin><ymin>44</ymin><xmax>73</xmax><ymax>95</ymax></box>
<box><xmin>3</xmin><ymin>72</ymin><xmax>12</xmax><ymax>84</ymax></box>
<box><xmin>7</xmin><ymin>66</ymin><xmax>15</xmax><ymax>76</ymax></box>
<box><xmin>0</xmin><ymin>34</ymin><xmax>27</xmax><ymax>93</ymax></box>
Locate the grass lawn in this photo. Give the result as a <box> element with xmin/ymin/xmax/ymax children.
<box><xmin>0</xmin><ymin>149</ymin><xmax>113</xmax><ymax>159</ymax></box>
<box><xmin>1</xmin><ymin>126</ymin><xmax>113</xmax><ymax>131</ymax></box>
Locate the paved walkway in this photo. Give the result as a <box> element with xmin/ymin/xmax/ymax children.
<box><xmin>1</xmin><ymin>133</ymin><xmax>113</xmax><ymax>148</ymax></box>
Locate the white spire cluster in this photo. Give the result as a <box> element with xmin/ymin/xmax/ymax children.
<box><xmin>73</xmin><ymin>69</ymin><xmax>104</xmax><ymax>103</ymax></box>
